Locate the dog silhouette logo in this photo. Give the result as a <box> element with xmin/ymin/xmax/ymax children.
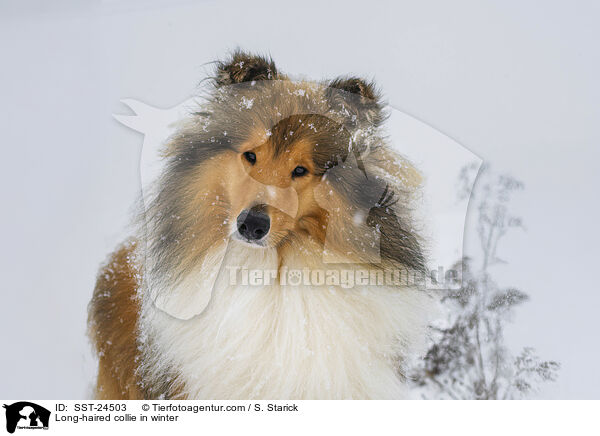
<box><xmin>3</xmin><ymin>402</ymin><xmax>50</xmax><ymax>433</ymax></box>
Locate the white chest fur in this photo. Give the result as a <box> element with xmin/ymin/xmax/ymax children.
<box><xmin>140</xmin><ymin>242</ymin><xmax>432</xmax><ymax>399</ymax></box>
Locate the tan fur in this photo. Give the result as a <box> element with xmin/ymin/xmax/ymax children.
<box><xmin>88</xmin><ymin>241</ymin><xmax>144</xmax><ymax>399</ymax></box>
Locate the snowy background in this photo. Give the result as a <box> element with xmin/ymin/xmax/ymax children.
<box><xmin>1</xmin><ymin>0</ymin><xmax>599</xmax><ymax>399</ymax></box>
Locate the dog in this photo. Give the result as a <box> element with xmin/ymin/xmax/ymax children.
<box><xmin>88</xmin><ymin>51</ymin><xmax>433</xmax><ymax>399</ymax></box>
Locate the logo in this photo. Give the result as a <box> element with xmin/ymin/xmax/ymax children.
<box><xmin>114</xmin><ymin>82</ymin><xmax>481</xmax><ymax>320</ymax></box>
<box><xmin>3</xmin><ymin>402</ymin><xmax>50</xmax><ymax>434</ymax></box>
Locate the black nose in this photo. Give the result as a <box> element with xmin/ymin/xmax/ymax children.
<box><xmin>237</xmin><ymin>208</ymin><xmax>270</xmax><ymax>241</ymax></box>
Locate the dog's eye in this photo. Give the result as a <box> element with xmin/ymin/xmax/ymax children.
<box><xmin>243</xmin><ymin>151</ymin><xmax>256</xmax><ymax>164</ymax></box>
<box><xmin>292</xmin><ymin>166</ymin><xmax>308</xmax><ymax>178</ymax></box>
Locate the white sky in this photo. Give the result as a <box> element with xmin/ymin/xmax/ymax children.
<box><xmin>1</xmin><ymin>0</ymin><xmax>598</xmax><ymax>399</ymax></box>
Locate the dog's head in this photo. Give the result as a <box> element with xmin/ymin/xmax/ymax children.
<box><xmin>144</xmin><ymin>51</ymin><xmax>425</xmax><ymax>287</ymax></box>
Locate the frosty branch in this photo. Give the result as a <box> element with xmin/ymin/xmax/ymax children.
<box><xmin>411</xmin><ymin>164</ymin><xmax>559</xmax><ymax>399</ymax></box>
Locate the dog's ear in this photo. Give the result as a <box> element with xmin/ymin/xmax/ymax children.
<box><xmin>327</xmin><ymin>76</ymin><xmax>385</xmax><ymax>127</ymax></box>
<box><xmin>215</xmin><ymin>50</ymin><xmax>280</xmax><ymax>86</ymax></box>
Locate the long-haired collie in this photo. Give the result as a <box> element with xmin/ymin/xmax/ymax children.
<box><xmin>89</xmin><ymin>51</ymin><xmax>433</xmax><ymax>400</ymax></box>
